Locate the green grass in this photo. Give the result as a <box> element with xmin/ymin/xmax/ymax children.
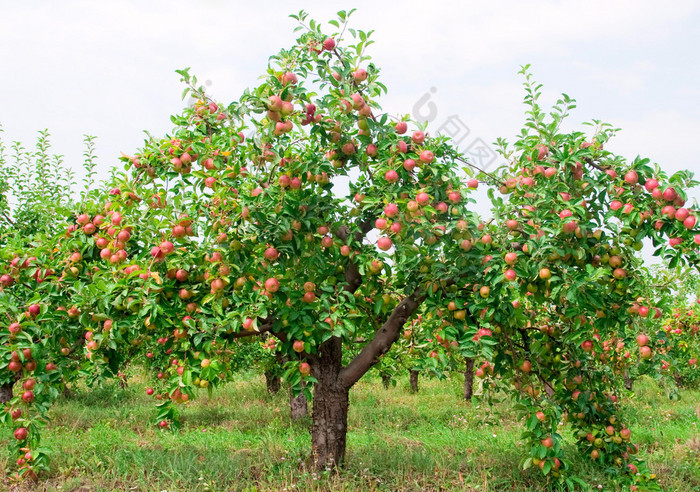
<box><xmin>1</xmin><ymin>372</ymin><xmax>698</xmax><ymax>491</ymax></box>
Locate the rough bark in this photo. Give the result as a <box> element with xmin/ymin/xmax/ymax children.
<box><xmin>381</xmin><ymin>374</ymin><xmax>391</xmax><ymax>389</ymax></box>
<box><xmin>464</xmin><ymin>357</ymin><xmax>475</xmax><ymax>401</ymax></box>
<box><xmin>289</xmin><ymin>384</ymin><xmax>308</xmax><ymax>420</ymax></box>
<box><xmin>307</xmin><ymin>256</ymin><xmax>428</xmax><ymax>469</ymax></box>
<box><xmin>339</xmin><ymin>291</ymin><xmax>424</xmax><ymax>388</ymax></box>
<box><xmin>311</xmin><ymin>337</ymin><xmax>349</xmax><ymax>469</ymax></box>
<box><xmin>409</xmin><ymin>370</ymin><xmax>419</xmax><ymax>393</ymax></box>
<box><xmin>0</xmin><ymin>382</ymin><xmax>13</xmax><ymax>404</ymax></box>
<box><xmin>265</xmin><ymin>371</ymin><xmax>281</xmax><ymax>394</ymax></box>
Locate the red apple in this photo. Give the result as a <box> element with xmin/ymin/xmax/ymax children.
<box><xmin>636</xmin><ymin>334</ymin><xmax>649</xmax><ymax>346</ymax></box>
<box><xmin>352</xmin><ymin>68</ymin><xmax>367</xmax><ymax>82</ymax></box>
<box><xmin>385</xmin><ymin>170</ymin><xmax>399</xmax><ymax>183</ymax></box>
<box><xmin>624</xmin><ymin>170</ymin><xmax>638</xmax><ymax>185</ymax></box>
<box><xmin>663</xmin><ymin>187</ymin><xmax>678</xmax><ymax>202</ymax></box>
<box><xmin>639</xmin><ymin>346</ymin><xmax>652</xmax><ymax>359</ymax></box>
<box><xmin>281</xmin><ymin>71</ymin><xmax>298</xmax><ymax>86</ymax></box>
<box><xmin>419</xmin><ymin>150</ymin><xmax>434</xmax><ymax>163</ymax></box>
<box><xmin>384</xmin><ymin>203</ymin><xmax>399</xmax><ymax>218</ymax></box>
<box><xmin>416</xmin><ymin>193</ymin><xmax>430</xmax><ymax>206</ymax></box>
<box><xmin>160</xmin><ymin>241</ymin><xmax>174</xmax><ymax>255</ymax></box>
<box><xmin>377</xmin><ymin>237</ymin><xmax>393</xmax><ymax>251</ymax></box>
<box><xmin>322</xmin><ymin>37</ymin><xmax>336</xmax><ymax>51</ymax></box>
<box><xmin>264</xmin><ymin>278</ymin><xmax>280</xmax><ymax>293</ymax></box>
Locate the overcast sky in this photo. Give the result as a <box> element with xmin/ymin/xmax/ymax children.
<box><xmin>2</xmin><ymin>0</ymin><xmax>700</xmax><ymax>225</ymax></box>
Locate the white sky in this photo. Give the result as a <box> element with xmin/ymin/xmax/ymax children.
<box><xmin>2</xmin><ymin>0</ymin><xmax>700</xmax><ymax>228</ymax></box>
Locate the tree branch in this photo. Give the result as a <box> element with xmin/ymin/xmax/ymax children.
<box><xmin>454</xmin><ymin>155</ymin><xmax>505</xmax><ymax>187</ymax></box>
<box><xmin>231</xmin><ymin>323</ymin><xmax>274</xmax><ymax>339</ymax></box>
<box><xmin>1</xmin><ymin>210</ymin><xmax>14</xmax><ymax>226</ymax></box>
<box><xmin>338</xmin><ymin>289</ymin><xmax>426</xmax><ymax>389</ymax></box>
<box><xmin>582</xmin><ymin>156</ymin><xmax>607</xmax><ymax>173</ymax></box>
<box><xmin>336</xmin><ymin>216</ymin><xmax>375</xmax><ymax>295</ymax></box>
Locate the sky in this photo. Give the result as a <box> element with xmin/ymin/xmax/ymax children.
<box><xmin>2</xmin><ymin>0</ymin><xmax>700</xmax><ymax>229</ymax></box>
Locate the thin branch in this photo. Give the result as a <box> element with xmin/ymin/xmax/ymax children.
<box><xmin>454</xmin><ymin>155</ymin><xmax>506</xmax><ymax>187</ymax></box>
<box><xmin>1</xmin><ymin>211</ymin><xmax>14</xmax><ymax>226</ymax></box>
<box><xmin>582</xmin><ymin>157</ymin><xmax>607</xmax><ymax>173</ymax></box>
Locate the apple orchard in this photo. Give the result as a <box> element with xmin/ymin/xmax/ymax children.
<box><xmin>1</xmin><ymin>10</ymin><xmax>699</xmax><ymax>489</ymax></box>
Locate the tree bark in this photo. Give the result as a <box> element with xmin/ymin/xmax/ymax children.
<box><xmin>0</xmin><ymin>381</ymin><xmax>13</xmax><ymax>404</ymax></box>
<box><xmin>311</xmin><ymin>337</ymin><xmax>349</xmax><ymax>469</ymax></box>
<box><xmin>409</xmin><ymin>370</ymin><xmax>419</xmax><ymax>393</ymax></box>
<box><xmin>381</xmin><ymin>373</ymin><xmax>391</xmax><ymax>389</ymax></box>
<box><xmin>289</xmin><ymin>383</ymin><xmax>308</xmax><ymax>420</ymax></box>
<box><xmin>339</xmin><ymin>291</ymin><xmax>424</xmax><ymax>388</ymax></box>
<box><xmin>307</xmin><ymin>286</ymin><xmax>426</xmax><ymax>470</ymax></box>
<box><xmin>464</xmin><ymin>357</ymin><xmax>475</xmax><ymax>401</ymax></box>
<box><xmin>265</xmin><ymin>370</ymin><xmax>281</xmax><ymax>394</ymax></box>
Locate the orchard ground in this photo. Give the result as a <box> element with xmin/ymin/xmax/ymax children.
<box><xmin>1</xmin><ymin>371</ymin><xmax>698</xmax><ymax>491</ymax></box>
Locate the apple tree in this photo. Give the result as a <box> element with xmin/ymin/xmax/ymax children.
<box><xmin>2</xmin><ymin>11</ymin><xmax>700</xmax><ymax>490</ymax></box>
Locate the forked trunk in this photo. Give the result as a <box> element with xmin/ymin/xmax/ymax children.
<box><xmin>409</xmin><ymin>370</ymin><xmax>419</xmax><ymax>393</ymax></box>
<box><xmin>0</xmin><ymin>382</ymin><xmax>13</xmax><ymax>403</ymax></box>
<box><xmin>265</xmin><ymin>371</ymin><xmax>281</xmax><ymax>394</ymax></box>
<box><xmin>307</xmin><ymin>292</ymin><xmax>424</xmax><ymax>470</ymax></box>
<box><xmin>464</xmin><ymin>357</ymin><xmax>475</xmax><ymax>401</ymax></box>
<box><xmin>311</xmin><ymin>337</ymin><xmax>348</xmax><ymax>469</ymax></box>
<box><xmin>289</xmin><ymin>383</ymin><xmax>308</xmax><ymax>420</ymax></box>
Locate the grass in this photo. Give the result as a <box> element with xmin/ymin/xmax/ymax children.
<box><xmin>0</xmin><ymin>371</ymin><xmax>698</xmax><ymax>491</ymax></box>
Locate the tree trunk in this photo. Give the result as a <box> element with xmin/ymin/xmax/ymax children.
<box><xmin>381</xmin><ymin>373</ymin><xmax>391</xmax><ymax>389</ymax></box>
<box><xmin>311</xmin><ymin>337</ymin><xmax>349</xmax><ymax>469</ymax></box>
<box><xmin>409</xmin><ymin>370</ymin><xmax>419</xmax><ymax>393</ymax></box>
<box><xmin>306</xmin><ymin>291</ymin><xmax>424</xmax><ymax>470</ymax></box>
<box><xmin>623</xmin><ymin>369</ymin><xmax>634</xmax><ymax>391</ymax></box>
<box><xmin>464</xmin><ymin>357</ymin><xmax>475</xmax><ymax>401</ymax></box>
<box><xmin>0</xmin><ymin>382</ymin><xmax>13</xmax><ymax>404</ymax></box>
<box><xmin>289</xmin><ymin>383</ymin><xmax>308</xmax><ymax>420</ymax></box>
<box><xmin>265</xmin><ymin>370</ymin><xmax>281</xmax><ymax>394</ymax></box>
